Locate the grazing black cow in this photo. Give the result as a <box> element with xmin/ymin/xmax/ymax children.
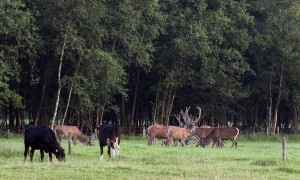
<box><xmin>24</xmin><ymin>125</ymin><xmax>65</xmax><ymax>162</ymax></box>
<box><xmin>97</xmin><ymin>124</ymin><xmax>121</xmax><ymax>160</ymax></box>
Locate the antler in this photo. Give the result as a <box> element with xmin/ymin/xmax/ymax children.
<box><xmin>174</xmin><ymin>114</ymin><xmax>183</xmax><ymax>126</ymax></box>
<box><xmin>190</xmin><ymin>106</ymin><xmax>202</xmax><ymax>125</ymax></box>
<box><xmin>180</xmin><ymin>106</ymin><xmax>191</xmax><ymax>126</ymax></box>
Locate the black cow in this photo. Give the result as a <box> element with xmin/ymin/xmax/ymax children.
<box><xmin>97</xmin><ymin>124</ymin><xmax>121</xmax><ymax>160</ymax></box>
<box><xmin>24</xmin><ymin>125</ymin><xmax>65</xmax><ymax>162</ymax></box>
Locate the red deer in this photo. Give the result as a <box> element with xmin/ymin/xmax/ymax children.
<box><xmin>199</xmin><ymin>127</ymin><xmax>239</xmax><ymax>148</ymax></box>
<box><xmin>146</xmin><ymin>124</ymin><xmax>168</xmax><ymax>145</ymax></box>
<box><xmin>166</xmin><ymin>125</ymin><xmax>196</xmax><ymax>146</ymax></box>
<box><xmin>24</xmin><ymin>125</ymin><xmax>65</xmax><ymax>162</ymax></box>
<box><xmin>192</xmin><ymin>126</ymin><xmax>215</xmax><ymax>147</ymax></box>
<box><xmin>97</xmin><ymin>124</ymin><xmax>121</xmax><ymax>160</ymax></box>
<box><xmin>166</xmin><ymin>107</ymin><xmax>202</xmax><ymax>146</ymax></box>
<box><xmin>54</xmin><ymin>125</ymin><xmax>93</xmax><ymax>146</ymax></box>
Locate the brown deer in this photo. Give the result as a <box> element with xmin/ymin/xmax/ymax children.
<box><xmin>199</xmin><ymin>127</ymin><xmax>240</xmax><ymax>148</ymax></box>
<box><xmin>166</xmin><ymin>107</ymin><xmax>202</xmax><ymax>146</ymax></box>
<box><xmin>54</xmin><ymin>125</ymin><xmax>93</xmax><ymax>146</ymax></box>
<box><xmin>146</xmin><ymin>124</ymin><xmax>169</xmax><ymax>145</ymax></box>
<box><xmin>192</xmin><ymin>126</ymin><xmax>215</xmax><ymax>147</ymax></box>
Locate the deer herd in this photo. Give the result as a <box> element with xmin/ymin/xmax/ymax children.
<box><xmin>147</xmin><ymin>107</ymin><xmax>240</xmax><ymax>148</ymax></box>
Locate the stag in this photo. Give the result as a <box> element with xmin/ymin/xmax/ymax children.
<box><xmin>199</xmin><ymin>127</ymin><xmax>240</xmax><ymax>148</ymax></box>
<box><xmin>166</xmin><ymin>107</ymin><xmax>202</xmax><ymax>146</ymax></box>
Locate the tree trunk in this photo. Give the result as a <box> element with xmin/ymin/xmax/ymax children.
<box><xmin>50</xmin><ymin>35</ymin><xmax>67</xmax><ymax>129</ymax></box>
<box><xmin>267</xmin><ymin>65</ymin><xmax>274</xmax><ymax>135</ymax></box>
<box><xmin>166</xmin><ymin>89</ymin><xmax>176</xmax><ymax>125</ymax></box>
<box><xmin>61</xmin><ymin>53</ymin><xmax>83</xmax><ymax>125</ymax></box>
<box><xmin>152</xmin><ymin>90</ymin><xmax>159</xmax><ymax>124</ymax></box>
<box><xmin>130</xmin><ymin>67</ymin><xmax>140</xmax><ymax>133</ymax></box>
<box><xmin>35</xmin><ymin>55</ymin><xmax>51</xmax><ymax>125</ymax></box>
<box><xmin>292</xmin><ymin>107</ymin><xmax>299</xmax><ymax>133</ymax></box>
<box><xmin>121</xmin><ymin>94</ymin><xmax>126</xmax><ymax>127</ymax></box>
<box><xmin>272</xmin><ymin>64</ymin><xmax>284</xmax><ymax>133</ymax></box>
<box><xmin>15</xmin><ymin>109</ymin><xmax>20</xmax><ymax>133</ymax></box>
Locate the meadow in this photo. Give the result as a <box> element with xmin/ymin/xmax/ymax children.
<box><xmin>0</xmin><ymin>134</ymin><xmax>300</xmax><ymax>180</ymax></box>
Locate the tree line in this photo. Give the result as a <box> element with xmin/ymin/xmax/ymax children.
<box><xmin>1</xmin><ymin>0</ymin><xmax>300</xmax><ymax>134</ymax></box>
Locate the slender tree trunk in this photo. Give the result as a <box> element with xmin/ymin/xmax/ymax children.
<box><xmin>61</xmin><ymin>53</ymin><xmax>83</xmax><ymax>125</ymax></box>
<box><xmin>96</xmin><ymin>106</ymin><xmax>100</xmax><ymax>127</ymax></box>
<box><xmin>35</xmin><ymin>55</ymin><xmax>51</xmax><ymax>125</ymax></box>
<box><xmin>50</xmin><ymin>36</ymin><xmax>67</xmax><ymax>129</ymax></box>
<box><xmin>210</xmin><ymin>89</ymin><xmax>215</xmax><ymax>126</ymax></box>
<box><xmin>166</xmin><ymin>89</ymin><xmax>176</xmax><ymax>125</ymax></box>
<box><xmin>152</xmin><ymin>90</ymin><xmax>159</xmax><ymax>124</ymax></box>
<box><xmin>130</xmin><ymin>67</ymin><xmax>140</xmax><ymax>133</ymax></box>
<box><xmin>160</xmin><ymin>89</ymin><xmax>168</xmax><ymax>125</ymax></box>
<box><xmin>272</xmin><ymin>64</ymin><xmax>284</xmax><ymax>133</ymax></box>
<box><xmin>121</xmin><ymin>95</ymin><xmax>126</xmax><ymax>127</ymax></box>
<box><xmin>15</xmin><ymin>109</ymin><xmax>20</xmax><ymax>133</ymax></box>
<box><xmin>292</xmin><ymin>107</ymin><xmax>299</xmax><ymax>134</ymax></box>
<box><xmin>267</xmin><ymin>66</ymin><xmax>274</xmax><ymax>135</ymax></box>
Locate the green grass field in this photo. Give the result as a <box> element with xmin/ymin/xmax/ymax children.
<box><xmin>0</xmin><ymin>134</ymin><xmax>300</xmax><ymax>179</ymax></box>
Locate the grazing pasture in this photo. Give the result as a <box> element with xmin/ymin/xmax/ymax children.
<box><xmin>0</xmin><ymin>134</ymin><xmax>300</xmax><ymax>179</ymax></box>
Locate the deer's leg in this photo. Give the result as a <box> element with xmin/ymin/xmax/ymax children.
<box><xmin>231</xmin><ymin>138</ymin><xmax>237</xmax><ymax>148</ymax></box>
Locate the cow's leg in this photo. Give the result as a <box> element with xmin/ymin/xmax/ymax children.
<box><xmin>114</xmin><ymin>138</ymin><xmax>119</xmax><ymax>156</ymax></box>
<box><xmin>107</xmin><ymin>146</ymin><xmax>111</xmax><ymax>158</ymax></box>
<box><xmin>30</xmin><ymin>148</ymin><xmax>35</xmax><ymax>161</ymax></box>
<box><xmin>40</xmin><ymin>149</ymin><xmax>44</xmax><ymax>162</ymax></box>
<box><xmin>48</xmin><ymin>152</ymin><xmax>52</xmax><ymax>162</ymax></box>
<box><xmin>100</xmin><ymin>145</ymin><xmax>104</xmax><ymax>160</ymax></box>
<box><xmin>24</xmin><ymin>144</ymin><xmax>29</xmax><ymax>161</ymax></box>
<box><xmin>116</xmin><ymin>143</ymin><xmax>121</xmax><ymax>156</ymax></box>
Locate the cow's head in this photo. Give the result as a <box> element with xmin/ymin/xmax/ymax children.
<box><xmin>55</xmin><ymin>148</ymin><xmax>66</xmax><ymax>162</ymax></box>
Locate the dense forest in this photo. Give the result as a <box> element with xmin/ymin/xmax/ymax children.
<box><xmin>1</xmin><ymin>0</ymin><xmax>300</xmax><ymax>135</ymax></box>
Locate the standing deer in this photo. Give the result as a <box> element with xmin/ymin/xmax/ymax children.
<box><xmin>146</xmin><ymin>124</ymin><xmax>169</xmax><ymax>145</ymax></box>
<box><xmin>199</xmin><ymin>127</ymin><xmax>239</xmax><ymax>148</ymax></box>
<box><xmin>166</xmin><ymin>107</ymin><xmax>202</xmax><ymax>146</ymax></box>
<box><xmin>54</xmin><ymin>125</ymin><xmax>93</xmax><ymax>146</ymax></box>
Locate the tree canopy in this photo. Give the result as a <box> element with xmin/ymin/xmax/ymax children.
<box><xmin>1</xmin><ymin>0</ymin><xmax>300</xmax><ymax>134</ymax></box>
